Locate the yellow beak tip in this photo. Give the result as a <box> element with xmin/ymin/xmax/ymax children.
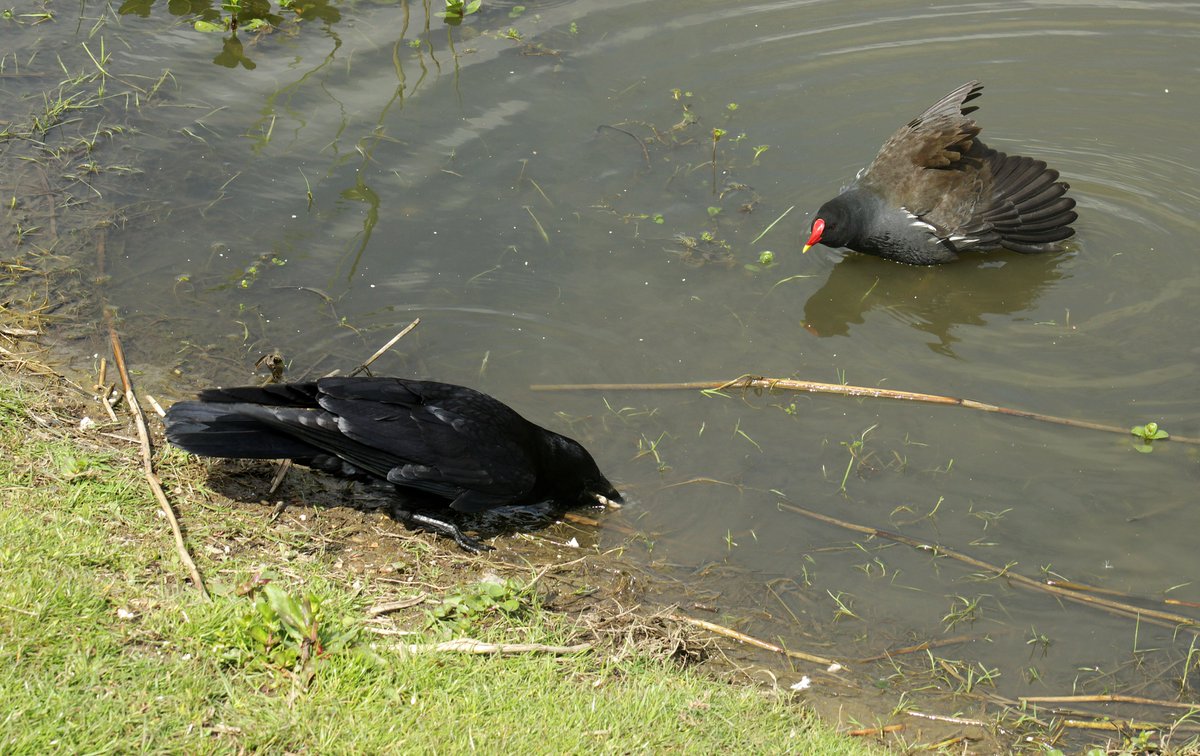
<box><xmin>801</xmin><ymin>244</ymin><xmax>812</xmax><ymax>254</ymax></box>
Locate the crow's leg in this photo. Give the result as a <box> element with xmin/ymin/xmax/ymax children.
<box><xmin>390</xmin><ymin>506</ymin><xmax>493</xmax><ymax>553</ymax></box>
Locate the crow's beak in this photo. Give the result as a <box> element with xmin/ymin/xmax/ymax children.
<box><xmin>594</xmin><ymin>484</ymin><xmax>623</xmax><ymax>508</ymax></box>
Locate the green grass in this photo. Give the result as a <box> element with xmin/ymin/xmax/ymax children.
<box><xmin>0</xmin><ymin>374</ymin><xmax>880</xmax><ymax>753</ymax></box>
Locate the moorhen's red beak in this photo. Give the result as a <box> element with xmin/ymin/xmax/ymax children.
<box><xmin>803</xmin><ymin>218</ymin><xmax>825</xmax><ymax>253</ymax></box>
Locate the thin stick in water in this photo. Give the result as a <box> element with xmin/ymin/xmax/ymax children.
<box><xmin>350</xmin><ymin>318</ymin><xmax>421</xmax><ymax>377</ymax></box>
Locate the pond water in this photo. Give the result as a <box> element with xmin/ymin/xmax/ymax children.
<box><xmin>9</xmin><ymin>0</ymin><xmax>1200</xmax><ymax>744</ymax></box>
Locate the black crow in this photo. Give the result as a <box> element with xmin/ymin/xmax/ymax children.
<box><xmin>163</xmin><ymin>376</ymin><xmax>621</xmax><ymax>552</ymax></box>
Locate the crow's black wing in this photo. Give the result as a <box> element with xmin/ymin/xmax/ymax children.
<box><xmin>315</xmin><ymin>377</ymin><xmax>540</xmax><ymax>510</ymax></box>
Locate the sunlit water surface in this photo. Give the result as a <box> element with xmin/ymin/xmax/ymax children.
<box><xmin>13</xmin><ymin>0</ymin><xmax>1200</xmax><ymax>736</ymax></box>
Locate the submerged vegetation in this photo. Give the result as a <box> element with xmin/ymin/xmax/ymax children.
<box><xmin>594</xmin><ymin>86</ymin><xmax>783</xmax><ymax>272</ymax></box>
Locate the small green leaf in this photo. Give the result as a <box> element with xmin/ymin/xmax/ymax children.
<box><xmin>193</xmin><ymin>19</ymin><xmax>225</xmax><ymax>32</ymax></box>
<box><xmin>465</xmin><ymin>595</ymin><xmax>487</xmax><ymax>612</ymax></box>
<box><xmin>1130</xmin><ymin>422</ymin><xmax>1169</xmax><ymax>442</ymax></box>
<box><xmin>265</xmin><ymin>585</ymin><xmax>307</xmax><ymax>631</ymax></box>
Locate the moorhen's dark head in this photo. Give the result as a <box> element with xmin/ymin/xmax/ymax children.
<box><xmin>803</xmin><ymin>196</ymin><xmax>855</xmax><ymax>252</ymax></box>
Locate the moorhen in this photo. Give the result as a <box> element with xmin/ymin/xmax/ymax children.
<box><xmin>165</xmin><ymin>377</ymin><xmax>621</xmax><ymax>551</ymax></box>
<box><xmin>803</xmin><ymin>81</ymin><xmax>1077</xmax><ymax>265</ymax></box>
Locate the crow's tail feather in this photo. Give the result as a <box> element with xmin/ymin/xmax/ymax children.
<box><xmin>164</xmin><ymin>401</ymin><xmax>322</xmax><ymax>460</ymax></box>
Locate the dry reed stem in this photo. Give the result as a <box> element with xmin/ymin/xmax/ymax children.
<box><xmin>105</xmin><ymin>309</ymin><xmax>209</xmax><ymax>599</ymax></box>
<box><xmin>1062</xmin><ymin>719</ymin><xmax>1161</xmax><ymax>731</ymax></box>
<box><xmin>389</xmin><ymin>639</ymin><xmax>591</xmax><ymax>655</ymax></box>
<box><xmin>854</xmin><ymin>634</ymin><xmax>979</xmax><ymax>664</ymax></box>
<box><xmin>531</xmin><ymin>375</ymin><xmax>1200</xmax><ymax>445</ymax></box>
<box><xmin>365</xmin><ymin>595</ymin><xmax>427</xmax><ymax>617</ymax></box>
<box><xmin>349</xmin><ymin>318</ymin><xmax>420</xmax><ymax>377</ymax></box>
<box><xmin>906</xmin><ymin>710</ymin><xmax>988</xmax><ymax>727</ymax></box>
<box><xmin>1021</xmin><ymin>694</ymin><xmax>1200</xmax><ymax>711</ymax></box>
<box><xmin>267</xmin><ymin>458</ymin><xmax>292</xmax><ymax>494</ymax></box>
<box><xmin>669</xmin><ymin>611</ymin><xmax>840</xmax><ymax>667</ymax></box>
<box><xmin>847</xmin><ymin>724</ymin><xmax>905</xmax><ymax>737</ymax></box>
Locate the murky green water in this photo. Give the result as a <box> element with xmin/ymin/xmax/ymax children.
<box><xmin>8</xmin><ymin>0</ymin><xmax>1200</xmax><ymax>740</ymax></box>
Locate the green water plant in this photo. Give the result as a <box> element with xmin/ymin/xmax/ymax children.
<box><xmin>1130</xmin><ymin>421</ymin><xmax>1168</xmax><ymax>453</ymax></box>
<box><xmin>193</xmin><ymin>0</ymin><xmax>272</xmax><ymax>33</ymax></box>
<box><xmin>744</xmin><ymin>250</ymin><xmax>776</xmax><ymax>273</ymax></box>
<box><xmin>838</xmin><ymin>424</ymin><xmax>877</xmax><ymax>493</ymax></box>
<box><xmin>635</xmin><ymin>431</ymin><xmax>671</xmax><ymax>473</ymax></box>
<box><xmin>710</xmin><ymin>127</ymin><xmax>726</xmax><ymax>192</ymax></box>
<box><xmin>441</xmin><ymin>0</ymin><xmax>481</xmax><ymax>20</ymax></box>
<box><xmin>826</xmin><ymin>590</ymin><xmax>860</xmax><ymax>622</ymax></box>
